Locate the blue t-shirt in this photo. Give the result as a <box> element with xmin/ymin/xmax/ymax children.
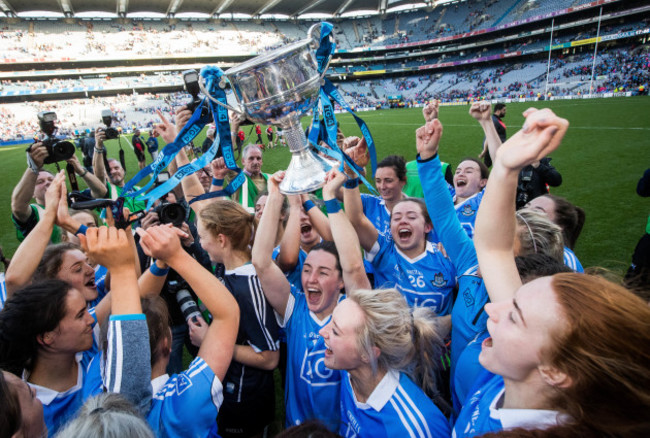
<box><xmin>361</xmin><ymin>193</ymin><xmax>391</xmax><ymax>236</ymax></box>
<box><xmin>272</xmin><ymin>245</ymin><xmax>308</xmax><ymax>291</ymax></box>
<box><xmin>147</xmin><ymin>357</ymin><xmax>223</xmax><ymax>438</ymax></box>
<box><xmin>339</xmin><ymin>370</ymin><xmax>450</xmax><ymax>438</ymax></box>
<box><xmin>282</xmin><ymin>286</ymin><xmax>343</xmax><ymax>430</ymax></box>
<box><xmin>563</xmin><ymin>247</ymin><xmax>584</xmax><ymax>273</ymax></box>
<box><xmin>26</xmin><ymin>349</ymin><xmax>102</xmax><ymax>436</ymax></box>
<box><xmin>454</xmin><ymin>190</ymin><xmax>485</xmax><ymax>239</ymax></box>
<box><xmin>453</xmin><ymin>371</ymin><xmax>564</xmax><ymax>437</ymax></box>
<box><xmin>417</xmin><ymin>156</ymin><xmax>490</xmax><ymax>385</ymax></box>
<box><xmin>366</xmin><ymin>232</ymin><xmax>456</xmax><ymax>315</ymax></box>
<box><xmin>453</xmin><ymin>331</ymin><xmax>489</xmax><ymax>414</ymax></box>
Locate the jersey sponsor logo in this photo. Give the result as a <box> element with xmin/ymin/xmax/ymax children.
<box><xmin>175</xmin><ymin>374</ymin><xmax>193</xmax><ymax>395</ymax></box>
<box><xmin>300</xmin><ymin>348</ymin><xmax>338</xmax><ymax>387</ymax></box>
<box><xmin>431</xmin><ymin>273</ymin><xmax>448</xmax><ymax>288</ymax></box>
<box><xmin>463</xmin><ymin>288</ymin><xmax>475</xmax><ymax>307</ymax></box>
<box><xmin>461</xmin><ymin>204</ymin><xmax>476</xmax><ymax>217</ymax></box>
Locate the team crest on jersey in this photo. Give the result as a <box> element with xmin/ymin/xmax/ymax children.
<box><xmin>463</xmin><ymin>288</ymin><xmax>475</xmax><ymax>307</ymax></box>
<box><xmin>431</xmin><ymin>273</ymin><xmax>447</xmax><ymax>288</ymax></box>
<box><xmin>175</xmin><ymin>374</ymin><xmax>193</xmax><ymax>395</ymax></box>
<box><xmin>461</xmin><ymin>204</ymin><xmax>475</xmax><ymax>217</ymax></box>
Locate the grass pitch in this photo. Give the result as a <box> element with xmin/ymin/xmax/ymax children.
<box><xmin>1</xmin><ymin>97</ymin><xmax>649</xmax><ymax>274</ymax></box>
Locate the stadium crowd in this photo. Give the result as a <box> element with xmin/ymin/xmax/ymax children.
<box><xmin>0</xmin><ymin>97</ymin><xmax>648</xmax><ymax>438</ymax></box>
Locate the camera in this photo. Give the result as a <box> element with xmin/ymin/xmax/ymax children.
<box><xmin>35</xmin><ymin>111</ymin><xmax>75</xmax><ymax>164</ymax></box>
<box><xmin>516</xmin><ymin>169</ymin><xmax>534</xmax><ymax>208</ymax></box>
<box><xmin>153</xmin><ymin>202</ymin><xmax>187</xmax><ymax>228</ymax></box>
<box><xmin>168</xmin><ymin>280</ymin><xmax>201</xmax><ymax>323</ymax></box>
<box><xmin>183</xmin><ymin>69</ymin><xmax>210</xmax><ymax>118</ymax></box>
<box><xmin>101</xmin><ymin>109</ymin><xmax>119</xmax><ymax>140</ymax></box>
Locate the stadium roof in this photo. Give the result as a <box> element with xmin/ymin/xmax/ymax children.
<box><xmin>0</xmin><ymin>0</ymin><xmax>451</xmax><ymax>19</ymax></box>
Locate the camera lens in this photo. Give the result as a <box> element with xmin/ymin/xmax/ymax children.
<box><xmin>159</xmin><ymin>203</ymin><xmax>186</xmax><ymax>227</ymax></box>
<box><xmin>175</xmin><ymin>289</ymin><xmax>202</xmax><ymax>322</ymax></box>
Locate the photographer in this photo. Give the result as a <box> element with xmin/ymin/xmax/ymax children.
<box><xmin>515</xmin><ymin>156</ymin><xmax>563</xmax><ymax>209</ymax></box>
<box><xmin>135</xmin><ymin>191</ymin><xmax>211</xmax><ymax>374</ymax></box>
<box><xmin>132</xmin><ymin>128</ymin><xmax>146</xmax><ymax>170</ymax></box>
<box><xmin>92</xmin><ymin>127</ymin><xmax>147</xmax><ymax>216</ymax></box>
<box><xmin>11</xmin><ymin>142</ymin><xmax>105</xmax><ymax>243</ymax></box>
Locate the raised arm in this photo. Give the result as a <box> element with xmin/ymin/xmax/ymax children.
<box><xmin>275</xmin><ymin>195</ymin><xmax>303</xmax><ymax>272</ymax></box>
<box><xmin>470</xmin><ymin>102</ymin><xmax>502</xmax><ymax>164</ymax></box>
<box><xmin>137</xmin><ymin>225</ymin><xmax>239</xmax><ymax>381</ymax></box>
<box><xmin>474</xmin><ymin>108</ymin><xmax>569</xmax><ymax>303</ymax></box>
<box><xmin>155</xmin><ymin>109</ymin><xmax>210</xmax><ymax>213</ymax></box>
<box><xmin>80</xmin><ymin>226</ymin><xmax>152</xmax><ymax>414</ymax></box>
<box><xmin>323</xmin><ymin>171</ymin><xmax>371</xmax><ymax>292</ymax></box>
<box><xmin>416</xmin><ymin>119</ymin><xmax>478</xmax><ymax>274</ymax></box>
<box><xmin>11</xmin><ymin>143</ymin><xmax>49</xmax><ymax>222</ymax></box>
<box><xmin>66</xmin><ymin>154</ymin><xmax>107</xmax><ymax>199</ymax></box>
<box><xmin>303</xmin><ymin>194</ymin><xmax>333</xmax><ymax>241</ymax></box>
<box><xmin>251</xmin><ymin>172</ymin><xmax>293</xmax><ymax>319</ymax></box>
<box><xmin>5</xmin><ymin>171</ymin><xmax>65</xmax><ymax>296</ymax></box>
<box><xmin>92</xmin><ymin>129</ymin><xmax>108</xmax><ymax>185</ymax></box>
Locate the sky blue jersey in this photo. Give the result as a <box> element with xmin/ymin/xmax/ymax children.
<box><xmin>147</xmin><ymin>357</ymin><xmax>223</xmax><ymax>438</ymax></box>
<box><xmin>281</xmin><ymin>286</ymin><xmax>343</xmax><ymax>431</ymax></box>
<box><xmin>273</xmin><ymin>245</ymin><xmax>308</xmax><ymax>291</ymax></box>
<box><xmin>26</xmin><ymin>349</ymin><xmax>101</xmax><ymax>436</ymax></box>
<box><xmin>417</xmin><ymin>155</ymin><xmax>491</xmax><ymax>384</ymax></box>
<box><xmin>366</xmin><ymin>231</ymin><xmax>456</xmax><ymax>315</ymax></box>
<box><xmin>454</xmin><ymin>190</ymin><xmax>485</xmax><ymax>239</ymax></box>
<box><xmin>453</xmin><ymin>371</ymin><xmax>564</xmax><ymax>437</ymax></box>
<box><xmin>563</xmin><ymin>247</ymin><xmax>584</xmax><ymax>272</ymax></box>
<box><xmin>339</xmin><ymin>370</ymin><xmax>450</xmax><ymax>438</ymax></box>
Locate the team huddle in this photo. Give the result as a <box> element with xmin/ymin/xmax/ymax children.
<box><xmin>0</xmin><ymin>101</ymin><xmax>648</xmax><ymax>438</ymax></box>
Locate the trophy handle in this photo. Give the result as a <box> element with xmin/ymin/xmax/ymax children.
<box><xmin>308</xmin><ymin>23</ymin><xmax>335</xmax><ymax>80</ymax></box>
<box><xmin>198</xmin><ymin>75</ymin><xmax>245</xmax><ymax>115</ymax></box>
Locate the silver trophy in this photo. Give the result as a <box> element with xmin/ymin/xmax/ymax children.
<box><xmin>202</xmin><ymin>24</ymin><xmax>337</xmax><ymax>194</ymax></box>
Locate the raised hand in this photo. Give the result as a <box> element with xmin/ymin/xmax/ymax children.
<box><xmin>80</xmin><ymin>226</ymin><xmax>135</xmax><ymax>271</ymax></box>
<box><xmin>135</xmin><ymin>224</ymin><xmax>188</xmax><ymax>265</ymax></box>
<box><xmin>267</xmin><ymin>171</ymin><xmax>286</xmax><ymax>194</ymax></box>
<box><xmin>341</xmin><ymin>136</ymin><xmax>369</xmax><ymax>175</ymax></box>
<box><xmin>495</xmin><ymin>108</ymin><xmax>568</xmax><ymax>171</ymax></box>
<box><xmin>210</xmin><ymin>157</ymin><xmax>229</xmax><ymax>180</ymax></box>
<box><xmin>44</xmin><ymin>171</ymin><xmax>66</xmax><ymax>218</ymax></box>
<box><xmin>422</xmin><ymin>100</ymin><xmax>439</xmax><ymax>122</ymax></box>
<box><xmin>154</xmin><ymin>110</ymin><xmax>178</xmax><ymax>144</ymax></box>
<box><xmin>415</xmin><ymin>119</ymin><xmax>443</xmax><ymax>160</ymax></box>
<box><xmin>28</xmin><ymin>142</ymin><xmax>49</xmax><ymax>169</ymax></box>
<box><xmin>469</xmin><ymin>101</ymin><xmax>491</xmax><ymax>122</ymax></box>
<box><xmin>188</xmin><ymin>316</ymin><xmax>209</xmax><ymax>347</ymax></box>
<box><xmin>322</xmin><ymin>170</ymin><xmax>347</xmax><ymax>200</ymax></box>
<box><xmin>175</xmin><ymin>106</ymin><xmax>193</xmax><ymax>132</ymax></box>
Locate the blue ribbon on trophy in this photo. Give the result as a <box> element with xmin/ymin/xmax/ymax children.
<box><xmin>307</xmin><ymin>22</ymin><xmax>378</xmax><ymax>194</ymax></box>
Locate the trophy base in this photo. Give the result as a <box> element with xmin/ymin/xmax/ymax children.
<box><xmin>279</xmin><ymin>148</ymin><xmax>337</xmax><ymax>195</ymax></box>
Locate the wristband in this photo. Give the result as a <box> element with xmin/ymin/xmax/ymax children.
<box><xmin>149</xmin><ymin>262</ymin><xmax>169</xmax><ymax>277</ymax></box>
<box><xmin>303</xmin><ymin>200</ymin><xmax>316</xmax><ymax>212</ymax></box>
<box><xmin>75</xmin><ymin>224</ymin><xmax>88</xmax><ymax>235</ymax></box>
<box><xmin>344</xmin><ymin>178</ymin><xmax>360</xmax><ymax>189</ymax></box>
<box><xmin>211</xmin><ymin>178</ymin><xmax>224</xmax><ymax>186</ymax></box>
<box><xmin>324</xmin><ymin>199</ymin><xmax>341</xmax><ymax>214</ymax></box>
<box><xmin>78</xmin><ymin>168</ymin><xmax>88</xmax><ymax>177</ymax></box>
<box><xmin>94</xmin><ymin>147</ymin><xmax>105</xmax><ymax>154</ymax></box>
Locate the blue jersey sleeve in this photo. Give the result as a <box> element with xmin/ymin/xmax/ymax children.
<box><xmin>418</xmin><ymin>155</ymin><xmax>479</xmax><ymax>274</ymax></box>
<box><xmin>148</xmin><ymin>357</ymin><xmax>223</xmax><ymax>438</ymax></box>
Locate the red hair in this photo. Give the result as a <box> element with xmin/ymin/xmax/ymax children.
<box><xmin>543</xmin><ymin>273</ymin><xmax>650</xmax><ymax>436</ymax></box>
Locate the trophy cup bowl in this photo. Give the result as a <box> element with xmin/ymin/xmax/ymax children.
<box><xmin>205</xmin><ymin>24</ymin><xmax>337</xmax><ymax>195</ymax></box>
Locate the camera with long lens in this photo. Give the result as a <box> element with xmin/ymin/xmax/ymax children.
<box><xmin>101</xmin><ymin>109</ymin><xmax>119</xmax><ymax>140</ymax></box>
<box><xmin>68</xmin><ymin>191</ymin><xmax>142</xmax><ymax>230</ymax></box>
<box><xmin>516</xmin><ymin>169</ymin><xmax>534</xmax><ymax>208</ymax></box>
<box><xmin>34</xmin><ymin>111</ymin><xmax>75</xmax><ymax>164</ymax></box>
<box><xmin>168</xmin><ymin>280</ymin><xmax>201</xmax><ymax>323</ymax></box>
<box><xmin>183</xmin><ymin>69</ymin><xmax>210</xmax><ymax>118</ymax></box>
<box><xmin>153</xmin><ymin>202</ymin><xmax>187</xmax><ymax>228</ymax></box>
